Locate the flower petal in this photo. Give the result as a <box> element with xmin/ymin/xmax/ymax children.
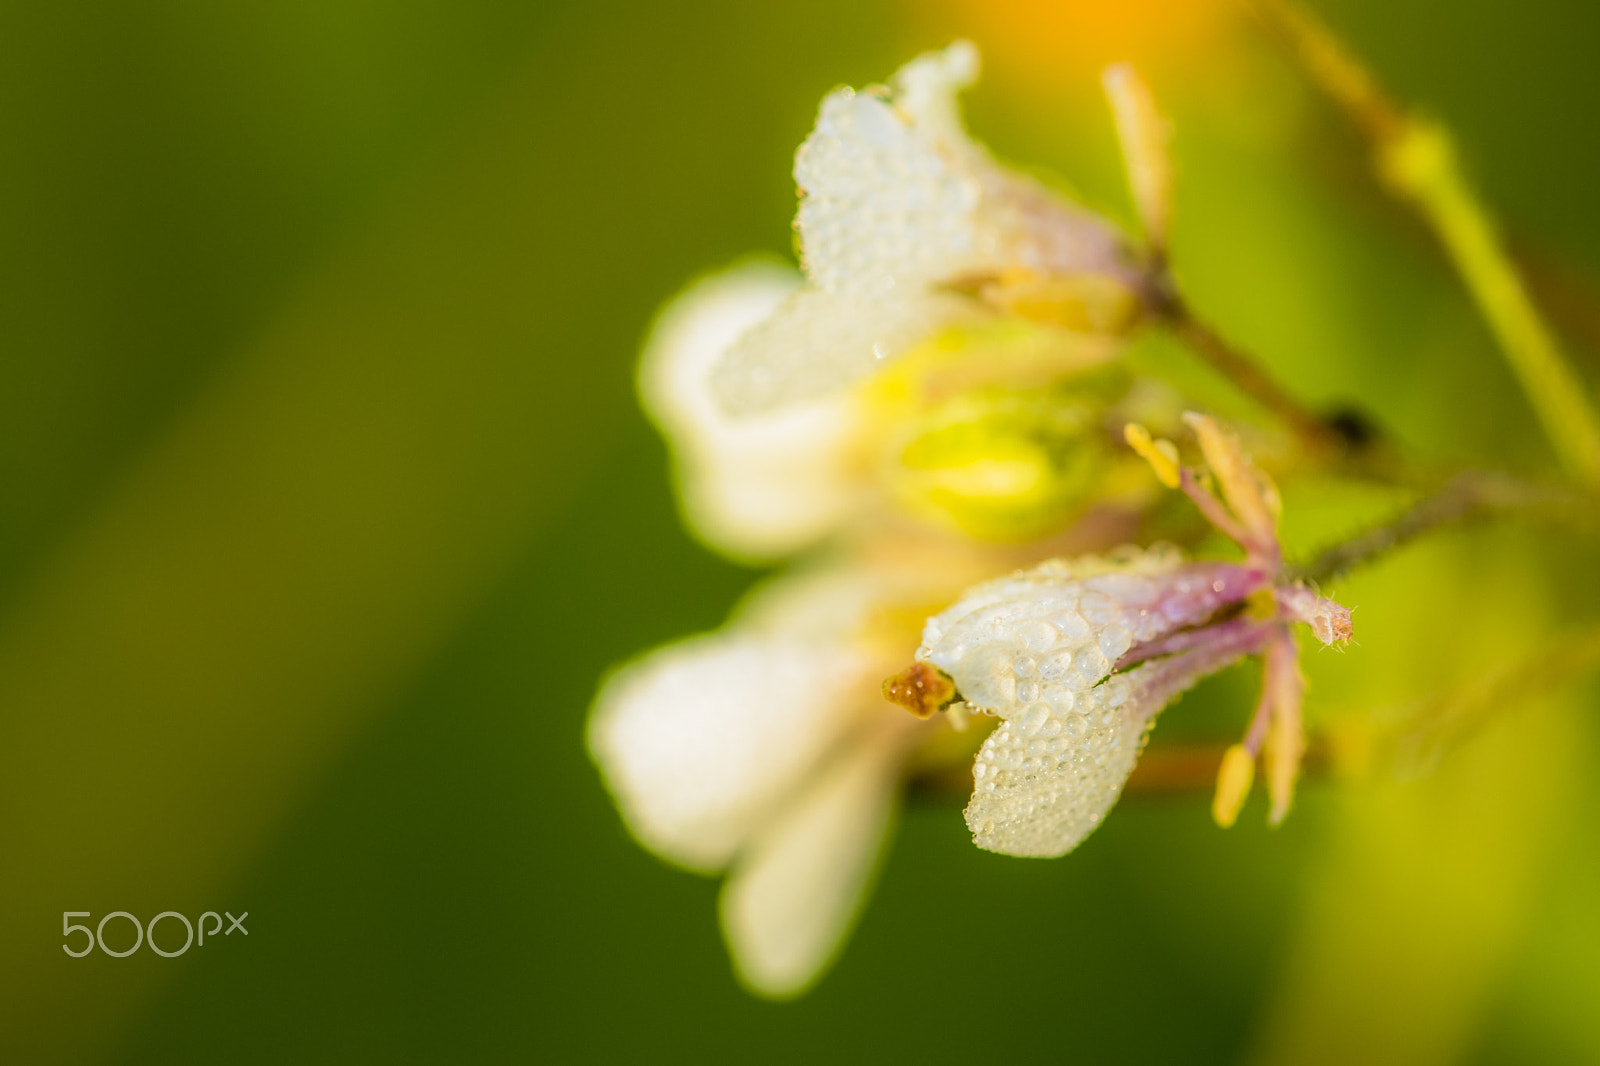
<box><xmin>710</xmin><ymin>42</ymin><xmax>1132</xmax><ymax>416</ymax></box>
<box><xmin>719</xmin><ymin>725</ymin><xmax>905</xmax><ymax>997</ymax></box>
<box><xmin>795</xmin><ymin>41</ymin><xmax>1127</xmax><ymax>295</ymax></box>
<box><xmin>918</xmin><ymin>550</ymin><xmax>1256</xmax><ymax>712</ymax></box>
<box><xmin>588</xmin><ymin>634</ymin><xmax>867</xmax><ymax>871</ymax></box>
<box><xmin>710</xmin><ymin>284</ymin><xmax>976</xmax><ymax>415</ymax></box>
<box><xmin>965</xmin><ymin>622</ymin><xmax>1271</xmax><ymax>857</ymax></box>
<box><xmin>639</xmin><ymin>262</ymin><xmax>861</xmax><ymax>559</ymax></box>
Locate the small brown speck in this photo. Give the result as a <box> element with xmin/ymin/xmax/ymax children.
<box><xmin>882</xmin><ymin>662</ymin><xmax>958</xmax><ymax>718</ymax></box>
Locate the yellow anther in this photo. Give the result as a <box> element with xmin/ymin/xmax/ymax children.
<box><xmin>1209</xmin><ymin>742</ymin><xmax>1260</xmax><ymax>825</ymax></box>
<box><xmin>1123</xmin><ymin>423</ymin><xmax>1181</xmax><ymax>489</ymax></box>
<box><xmin>1211</xmin><ymin>744</ymin><xmax>1256</xmax><ymax>828</ymax></box>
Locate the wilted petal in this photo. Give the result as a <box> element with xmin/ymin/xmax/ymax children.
<box><xmin>639</xmin><ymin>262</ymin><xmax>861</xmax><ymax>559</ymax></box>
<box><xmin>720</xmin><ymin>725</ymin><xmax>905</xmax><ymax>997</ymax></box>
<box><xmin>588</xmin><ymin>634</ymin><xmax>867</xmax><ymax>871</ymax></box>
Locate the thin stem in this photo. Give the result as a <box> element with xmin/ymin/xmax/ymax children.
<box><xmin>1249</xmin><ymin>0</ymin><xmax>1600</xmax><ymax>489</ymax></box>
<box><xmin>1291</xmin><ymin>470</ymin><xmax>1582</xmax><ymax>585</ymax></box>
<box><xmin>1152</xmin><ymin>288</ymin><xmax>1341</xmax><ymax>455</ymax></box>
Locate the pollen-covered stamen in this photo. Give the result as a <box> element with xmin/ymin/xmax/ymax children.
<box><xmin>1211</xmin><ymin>746</ymin><xmax>1256</xmax><ymax>828</ymax></box>
<box><xmin>1124</xmin><ymin>423</ymin><xmax>1180</xmax><ymax>488</ymax></box>
<box><xmin>882</xmin><ymin>661</ymin><xmax>958</xmax><ymax>718</ymax></box>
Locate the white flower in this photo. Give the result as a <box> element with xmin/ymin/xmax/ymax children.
<box><xmin>588</xmin><ymin>564</ymin><xmax>927</xmax><ymax>997</ymax></box>
<box><xmin>898</xmin><ymin>414</ymin><xmax>1353</xmax><ymax>857</ymax></box>
<box><xmin>638</xmin><ymin>43</ymin><xmax>1149</xmax><ymax>560</ymax></box>
<box><xmin>710</xmin><ymin>41</ymin><xmax>1140</xmax><ymax>417</ymax></box>
<box><xmin>639</xmin><ymin>260</ymin><xmax>861</xmax><ymax>561</ymax></box>
<box><xmin>915</xmin><ymin>547</ymin><xmax>1267</xmax><ymax>856</ymax></box>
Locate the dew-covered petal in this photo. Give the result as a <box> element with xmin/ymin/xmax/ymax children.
<box><xmin>964</xmin><ymin>670</ymin><xmax>1150</xmax><ymax>858</ymax></box>
<box><xmin>588</xmin><ymin>634</ymin><xmax>867</xmax><ymax>872</ymax></box>
<box><xmin>720</xmin><ymin>725</ymin><xmax>904</xmax><ymax>998</ymax></box>
<box><xmin>711</xmin><ymin>42</ymin><xmax>1132</xmax><ymax>416</ymax></box>
<box><xmin>638</xmin><ymin>262</ymin><xmax>860</xmax><ymax>559</ymax></box>
<box><xmin>917</xmin><ymin>549</ymin><xmax>1258</xmax><ymax>713</ymax></box>
<box><xmin>794</xmin><ymin>41</ymin><xmax>1128</xmax><ymax>294</ymax></box>
<box><xmin>964</xmin><ymin>621</ymin><xmax>1271</xmax><ymax>857</ymax></box>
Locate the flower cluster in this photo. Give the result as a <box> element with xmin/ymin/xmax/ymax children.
<box><xmin>589</xmin><ymin>42</ymin><xmax>1353</xmax><ymax>999</ymax></box>
<box><xmin>890</xmin><ymin>413</ymin><xmax>1350</xmax><ymax>857</ymax></box>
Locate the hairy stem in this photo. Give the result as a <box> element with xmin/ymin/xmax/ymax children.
<box><xmin>1292</xmin><ymin>471</ymin><xmax>1582</xmax><ymax>585</ymax></box>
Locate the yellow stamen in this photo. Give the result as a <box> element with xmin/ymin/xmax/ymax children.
<box><xmin>1183</xmin><ymin>411</ymin><xmax>1278</xmax><ymax>542</ymax></box>
<box><xmin>1211</xmin><ymin>744</ymin><xmax>1255</xmax><ymax>828</ymax></box>
<box><xmin>1124</xmin><ymin>422</ymin><xmax>1181</xmax><ymax>488</ymax></box>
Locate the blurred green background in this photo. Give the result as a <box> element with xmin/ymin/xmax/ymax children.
<box><xmin>2</xmin><ymin>0</ymin><xmax>1599</xmax><ymax>1062</ymax></box>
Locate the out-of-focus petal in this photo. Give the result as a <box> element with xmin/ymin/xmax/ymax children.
<box><xmin>638</xmin><ymin>262</ymin><xmax>861</xmax><ymax>559</ymax></box>
<box><xmin>710</xmin><ymin>285</ymin><xmax>976</xmax><ymax>415</ymax></box>
<box><xmin>719</xmin><ymin>724</ymin><xmax>906</xmax><ymax>998</ymax></box>
<box><xmin>1103</xmin><ymin>63</ymin><xmax>1173</xmax><ymax>249</ymax></box>
<box><xmin>588</xmin><ymin>633</ymin><xmax>868</xmax><ymax>872</ymax></box>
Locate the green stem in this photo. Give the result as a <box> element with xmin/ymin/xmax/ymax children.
<box><xmin>1250</xmin><ymin>0</ymin><xmax>1600</xmax><ymax>490</ymax></box>
<box><xmin>1292</xmin><ymin>470</ymin><xmax>1587</xmax><ymax>585</ymax></box>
